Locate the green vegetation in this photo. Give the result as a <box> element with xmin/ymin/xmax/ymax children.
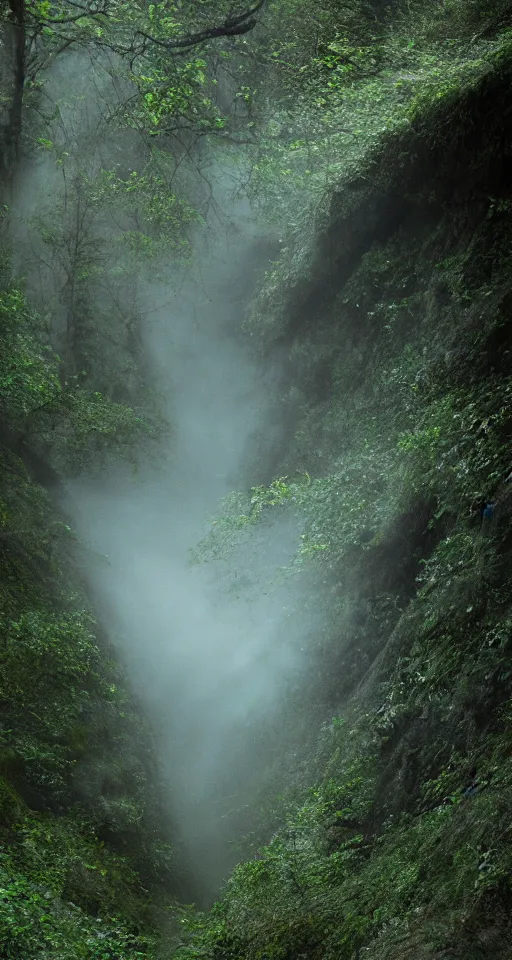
<box><xmin>2</xmin><ymin>0</ymin><xmax>512</xmax><ymax>956</ymax></box>
<box><xmin>183</xmin><ymin>2</ymin><xmax>512</xmax><ymax>957</ymax></box>
<box><xmin>0</xmin><ymin>1</ymin><xmax>253</xmax><ymax>954</ymax></box>
<box><xmin>235</xmin><ymin>0</ymin><xmax>512</xmax><ymax>224</ymax></box>
<box><xmin>0</xmin><ymin>323</ymin><xmax>176</xmax><ymax>956</ymax></box>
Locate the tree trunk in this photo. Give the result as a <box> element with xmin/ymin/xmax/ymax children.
<box><xmin>0</xmin><ymin>0</ymin><xmax>25</xmax><ymax>198</ymax></box>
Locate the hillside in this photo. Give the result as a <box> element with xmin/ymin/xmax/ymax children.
<box><xmin>176</xmin><ymin>6</ymin><xmax>512</xmax><ymax>959</ymax></box>
<box><xmin>1</xmin><ymin>0</ymin><xmax>512</xmax><ymax>958</ymax></box>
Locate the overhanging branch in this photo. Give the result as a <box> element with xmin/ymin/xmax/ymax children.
<box><xmin>25</xmin><ymin>0</ymin><xmax>267</xmax><ymax>55</ymax></box>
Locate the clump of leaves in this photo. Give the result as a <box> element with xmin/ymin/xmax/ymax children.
<box><xmin>0</xmin><ymin>289</ymin><xmax>61</xmax><ymax>426</ymax></box>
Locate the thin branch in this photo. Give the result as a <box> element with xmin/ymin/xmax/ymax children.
<box><xmin>26</xmin><ymin>0</ymin><xmax>267</xmax><ymax>57</ymax></box>
<box><xmin>137</xmin><ymin>0</ymin><xmax>267</xmax><ymax>52</ymax></box>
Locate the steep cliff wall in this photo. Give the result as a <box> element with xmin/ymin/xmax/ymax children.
<box><xmin>178</xmin><ymin>31</ymin><xmax>512</xmax><ymax>960</ymax></box>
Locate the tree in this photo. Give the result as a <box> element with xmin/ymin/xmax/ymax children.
<box><xmin>0</xmin><ymin>0</ymin><xmax>268</xmax><ymax>190</ymax></box>
<box><xmin>0</xmin><ymin>0</ymin><xmax>26</xmax><ymax>184</ymax></box>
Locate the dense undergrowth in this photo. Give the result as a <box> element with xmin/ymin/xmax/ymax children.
<box><xmin>2</xmin><ymin>0</ymin><xmax>512</xmax><ymax>957</ymax></box>
<box><xmin>0</xmin><ymin>285</ymin><xmax>179</xmax><ymax>956</ymax></box>
<box><xmin>181</xmin><ymin>4</ymin><xmax>512</xmax><ymax>959</ymax></box>
<box><xmin>0</xmin><ymin>78</ymin><xmax>178</xmax><ymax>960</ymax></box>
<box><xmin>1</xmin><ymin>0</ymin><xmax>222</xmax><ymax>953</ymax></box>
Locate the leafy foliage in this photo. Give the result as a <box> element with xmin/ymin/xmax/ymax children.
<box><xmin>177</xmin><ymin>4</ymin><xmax>512</xmax><ymax>958</ymax></box>
<box><xmin>3</xmin><ymin>0</ymin><xmax>512</xmax><ymax>956</ymax></box>
<box><xmin>0</xmin><ymin>289</ymin><xmax>61</xmax><ymax>423</ymax></box>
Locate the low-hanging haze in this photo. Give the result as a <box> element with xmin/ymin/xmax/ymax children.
<box><xmin>13</xmin><ymin>51</ymin><xmax>312</xmax><ymax>901</ymax></box>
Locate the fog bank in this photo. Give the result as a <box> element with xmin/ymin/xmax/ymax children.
<box><xmin>68</xmin><ymin>174</ymin><xmax>305</xmax><ymax>895</ymax></box>
<box><xmin>14</xmin><ymin>52</ymin><xmax>310</xmax><ymax>901</ymax></box>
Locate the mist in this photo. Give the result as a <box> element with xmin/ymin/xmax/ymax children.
<box><xmin>12</xmin><ymin>50</ymin><xmax>311</xmax><ymax>901</ymax></box>
<box><xmin>68</xmin><ymin>181</ymin><xmax>306</xmax><ymax>898</ymax></box>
